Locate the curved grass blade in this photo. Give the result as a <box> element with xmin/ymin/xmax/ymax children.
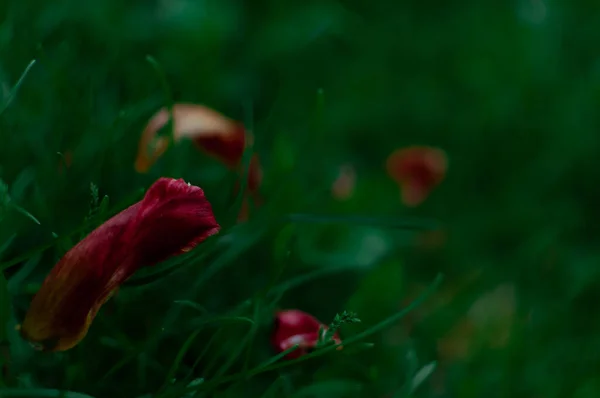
<box><xmin>10</xmin><ymin>205</ymin><xmax>40</xmax><ymax>225</ymax></box>
<box><xmin>160</xmin><ymin>329</ymin><xmax>204</xmax><ymax>392</ymax></box>
<box><xmin>185</xmin><ymin>327</ymin><xmax>224</xmax><ymax>381</ymax></box>
<box><xmin>259</xmin><ymin>376</ymin><xmax>283</xmax><ymax>398</ymax></box>
<box><xmin>0</xmin><ymin>59</ymin><xmax>36</xmax><ymax>117</ymax></box>
<box><xmin>250</xmin><ymin>345</ymin><xmax>300</xmax><ymax>375</ymax></box>
<box><xmin>145</xmin><ymin>55</ymin><xmax>175</xmax><ymax>142</ymax></box>
<box><xmin>408</xmin><ymin>361</ymin><xmax>437</xmax><ymax>395</ymax></box>
<box><xmin>211</xmin><ymin>300</ymin><xmax>261</xmax><ymax>379</ymax></box>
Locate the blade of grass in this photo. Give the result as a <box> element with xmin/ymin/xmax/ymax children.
<box><xmin>0</xmin><ymin>59</ymin><xmax>36</xmax><ymax>117</ymax></box>
<box><xmin>211</xmin><ymin>300</ymin><xmax>261</xmax><ymax>379</ymax></box>
<box><xmin>145</xmin><ymin>55</ymin><xmax>175</xmax><ymax>147</ymax></box>
<box><xmin>259</xmin><ymin>376</ymin><xmax>283</xmax><ymax>398</ymax></box>
<box><xmin>10</xmin><ymin>205</ymin><xmax>40</xmax><ymax>225</ymax></box>
<box><xmin>185</xmin><ymin>327</ymin><xmax>224</xmax><ymax>382</ymax></box>
<box><xmin>409</xmin><ymin>362</ymin><xmax>437</xmax><ymax>395</ymax></box>
<box><xmin>160</xmin><ymin>329</ymin><xmax>204</xmax><ymax>392</ymax></box>
<box><xmin>250</xmin><ymin>345</ymin><xmax>300</xmax><ymax>374</ymax></box>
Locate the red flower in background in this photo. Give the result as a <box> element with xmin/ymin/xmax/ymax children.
<box><xmin>386</xmin><ymin>146</ymin><xmax>447</xmax><ymax>206</ymax></box>
<box><xmin>135</xmin><ymin>104</ymin><xmax>263</xmax><ymax>220</ymax></box>
<box><xmin>272</xmin><ymin>310</ymin><xmax>342</xmax><ymax>360</ymax></box>
<box><xmin>19</xmin><ymin>178</ymin><xmax>220</xmax><ymax>352</ymax></box>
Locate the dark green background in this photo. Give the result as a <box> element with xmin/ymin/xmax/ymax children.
<box><xmin>2</xmin><ymin>0</ymin><xmax>600</xmax><ymax>397</ymax></box>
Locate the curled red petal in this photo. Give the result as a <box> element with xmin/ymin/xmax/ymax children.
<box><xmin>19</xmin><ymin>178</ymin><xmax>219</xmax><ymax>352</ymax></box>
<box><xmin>135</xmin><ymin>104</ymin><xmax>247</xmax><ymax>173</ymax></box>
<box><xmin>386</xmin><ymin>146</ymin><xmax>447</xmax><ymax>206</ymax></box>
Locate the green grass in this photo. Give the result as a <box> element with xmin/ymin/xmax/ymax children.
<box><xmin>2</xmin><ymin>0</ymin><xmax>600</xmax><ymax>397</ymax></box>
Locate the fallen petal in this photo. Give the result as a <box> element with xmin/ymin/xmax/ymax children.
<box><xmin>135</xmin><ymin>104</ymin><xmax>247</xmax><ymax>173</ymax></box>
<box><xmin>20</xmin><ymin>178</ymin><xmax>219</xmax><ymax>351</ymax></box>
<box><xmin>386</xmin><ymin>146</ymin><xmax>447</xmax><ymax>206</ymax></box>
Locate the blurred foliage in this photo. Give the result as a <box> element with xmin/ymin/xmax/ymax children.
<box><xmin>1</xmin><ymin>0</ymin><xmax>600</xmax><ymax>397</ymax></box>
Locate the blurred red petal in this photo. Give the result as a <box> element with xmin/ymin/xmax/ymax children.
<box><xmin>331</xmin><ymin>163</ymin><xmax>356</xmax><ymax>201</ymax></box>
<box><xmin>386</xmin><ymin>146</ymin><xmax>447</xmax><ymax>206</ymax></box>
<box><xmin>20</xmin><ymin>178</ymin><xmax>219</xmax><ymax>352</ymax></box>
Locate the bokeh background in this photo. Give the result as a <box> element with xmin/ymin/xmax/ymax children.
<box><xmin>2</xmin><ymin>0</ymin><xmax>600</xmax><ymax>397</ymax></box>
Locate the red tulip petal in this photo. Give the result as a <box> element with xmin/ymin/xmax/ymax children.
<box><xmin>19</xmin><ymin>178</ymin><xmax>219</xmax><ymax>352</ymax></box>
<box><xmin>129</xmin><ymin>177</ymin><xmax>220</xmax><ymax>264</ymax></box>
